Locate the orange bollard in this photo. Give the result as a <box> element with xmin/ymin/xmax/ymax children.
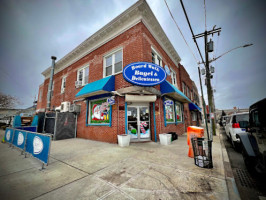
<box><xmin>187</xmin><ymin>126</ymin><xmax>204</xmax><ymax>158</ymax></box>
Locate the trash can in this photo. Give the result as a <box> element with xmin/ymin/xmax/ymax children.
<box><xmin>159</xmin><ymin>133</ymin><xmax>172</xmax><ymax>145</ymax></box>
<box><xmin>191</xmin><ymin>137</ymin><xmax>213</xmax><ymax>168</ymax></box>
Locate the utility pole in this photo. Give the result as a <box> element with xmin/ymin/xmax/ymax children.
<box><xmin>194</xmin><ymin>28</ymin><xmax>221</xmax><ymax>136</ymax></box>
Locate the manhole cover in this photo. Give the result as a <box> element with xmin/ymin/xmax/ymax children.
<box><xmin>235</xmin><ymin>168</ymin><xmax>256</xmax><ymax>189</ymax></box>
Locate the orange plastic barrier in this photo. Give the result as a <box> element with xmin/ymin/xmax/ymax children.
<box><xmin>187</xmin><ymin>126</ymin><xmax>204</xmax><ymax>158</ymax></box>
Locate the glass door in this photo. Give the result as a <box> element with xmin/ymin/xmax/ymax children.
<box><xmin>127</xmin><ymin>105</ymin><xmax>150</xmax><ymax>141</ymax></box>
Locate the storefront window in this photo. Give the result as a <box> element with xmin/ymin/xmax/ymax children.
<box><xmin>89</xmin><ymin>98</ymin><xmax>111</xmax><ymax>125</ymax></box>
<box><xmin>164</xmin><ymin>99</ymin><xmax>175</xmax><ymax>123</ymax></box>
<box><xmin>175</xmin><ymin>102</ymin><xmax>183</xmax><ymax>122</ymax></box>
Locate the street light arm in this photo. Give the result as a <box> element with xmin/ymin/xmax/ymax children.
<box><xmin>209</xmin><ymin>44</ymin><xmax>253</xmax><ymax>63</ymax></box>
<box><xmin>198</xmin><ymin>43</ymin><xmax>253</xmax><ymax>64</ymax></box>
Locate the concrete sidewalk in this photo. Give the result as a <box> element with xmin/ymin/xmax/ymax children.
<box><xmin>0</xmin><ymin>128</ymin><xmax>238</xmax><ymax>200</ymax></box>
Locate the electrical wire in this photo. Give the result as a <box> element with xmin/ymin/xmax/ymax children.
<box><xmin>204</xmin><ymin>0</ymin><xmax>207</xmax><ymax>31</ymax></box>
<box><xmin>163</xmin><ymin>0</ymin><xmax>198</xmax><ymax>64</ymax></box>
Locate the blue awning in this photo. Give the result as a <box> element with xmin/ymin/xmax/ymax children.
<box><xmin>189</xmin><ymin>103</ymin><xmax>202</xmax><ymax>111</ymax></box>
<box><xmin>75</xmin><ymin>76</ymin><xmax>115</xmax><ymax>98</ymax></box>
<box><xmin>160</xmin><ymin>80</ymin><xmax>191</xmax><ymax>103</ymax></box>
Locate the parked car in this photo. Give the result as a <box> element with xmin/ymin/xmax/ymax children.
<box><xmin>225</xmin><ymin>112</ymin><xmax>249</xmax><ymax>149</ymax></box>
<box><xmin>237</xmin><ymin>98</ymin><xmax>266</xmax><ymax>174</ymax></box>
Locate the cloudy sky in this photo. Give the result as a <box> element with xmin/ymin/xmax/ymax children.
<box><xmin>0</xmin><ymin>0</ymin><xmax>265</xmax><ymax>110</ymax></box>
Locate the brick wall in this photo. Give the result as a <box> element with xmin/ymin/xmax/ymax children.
<box><xmin>36</xmin><ymin>21</ymin><xmax>199</xmax><ymax>143</ymax></box>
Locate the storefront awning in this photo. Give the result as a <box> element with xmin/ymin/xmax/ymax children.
<box><xmin>189</xmin><ymin>103</ymin><xmax>202</xmax><ymax>111</ymax></box>
<box><xmin>75</xmin><ymin>76</ymin><xmax>115</xmax><ymax>98</ymax></box>
<box><xmin>160</xmin><ymin>80</ymin><xmax>191</xmax><ymax>103</ymax></box>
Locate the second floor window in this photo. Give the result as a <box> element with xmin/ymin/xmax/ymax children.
<box><xmin>151</xmin><ymin>47</ymin><xmax>162</xmax><ymax>66</ymax></box>
<box><xmin>38</xmin><ymin>88</ymin><xmax>43</xmax><ymax>102</ymax></box>
<box><xmin>104</xmin><ymin>49</ymin><xmax>122</xmax><ymax>77</ymax></box>
<box><xmin>170</xmin><ymin>69</ymin><xmax>178</xmax><ymax>88</ymax></box>
<box><xmin>182</xmin><ymin>82</ymin><xmax>186</xmax><ymax>95</ymax></box>
<box><xmin>77</xmin><ymin>65</ymin><xmax>89</xmax><ymax>86</ymax></box>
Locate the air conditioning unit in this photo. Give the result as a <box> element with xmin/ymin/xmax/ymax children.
<box><xmin>55</xmin><ymin>106</ymin><xmax>61</xmax><ymax>112</ymax></box>
<box><xmin>69</xmin><ymin>104</ymin><xmax>81</xmax><ymax>114</ymax></box>
<box><xmin>75</xmin><ymin>81</ymin><xmax>82</xmax><ymax>88</ymax></box>
<box><xmin>61</xmin><ymin>102</ymin><xmax>70</xmax><ymax>112</ymax></box>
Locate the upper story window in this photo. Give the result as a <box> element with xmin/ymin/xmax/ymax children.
<box><xmin>61</xmin><ymin>76</ymin><xmax>66</xmax><ymax>94</ymax></box>
<box><xmin>104</xmin><ymin>49</ymin><xmax>123</xmax><ymax>77</ymax></box>
<box><xmin>151</xmin><ymin>47</ymin><xmax>162</xmax><ymax>67</ymax></box>
<box><xmin>182</xmin><ymin>82</ymin><xmax>186</xmax><ymax>95</ymax></box>
<box><xmin>187</xmin><ymin>87</ymin><xmax>190</xmax><ymax>99</ymax></box>
<box><xmin>170</xmin><ymin>68</ymin><xmax>178</xmax><ymax>88</ymax></box>
<box><xmin>77</xmin><ymin>65</ymin><xmax>89</xmax><ymax>86</ymax></box>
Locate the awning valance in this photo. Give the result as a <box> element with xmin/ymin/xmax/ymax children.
<box><xmin>160</xmin><ymin>80</ymin><xmax>191</xmax><ymax>103</ymax></box>
<box><xmin>75</xmin><ymin>76</ymin><xmax>115</xmax><ymax>98</ymax></box>
<box><xmin>189</xmin><ymin>103</ymin><xmax>202</xmax><ymax>111</ymax></box>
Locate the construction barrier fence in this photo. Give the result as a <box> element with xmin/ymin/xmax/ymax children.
<box><xmin>4</xmin><ymin>127</ymin><xmax>51</xmax><ymax>165</ymax></box>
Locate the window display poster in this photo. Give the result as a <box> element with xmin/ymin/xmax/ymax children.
<box><xmin>4</xmin><ymin>128</ymin><xmax>14</xmax><ymax>143</ymax></box>
<box><xmin>165</xmin><ymin>104</ymin><xmax>174</xmax><ymax>122</ymax></box>
<box><xmin>25</xmin><ymin>132</ymin><xmax>51</xmax><ymax>164</ymax></box>
<box><xmin>12</xmin><ymin>129</ymin><xmax>27</xmax><ymax>150</ymax></box>
<box><xmin>90</xmin><ymin>99</ymin><xmax>110</xmax><ymax>124</ymax></box>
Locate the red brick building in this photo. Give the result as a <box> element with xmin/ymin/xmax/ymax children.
<box><xmin>37</xmin><ymin>0</ymin><xmax>201</xmax><ymax>143</ymax></box>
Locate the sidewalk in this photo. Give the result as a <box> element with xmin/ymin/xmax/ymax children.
<box><xmin>0</xmin><ymin>128</ymin><xmax>238</xmax><ymax>200</ymax></box>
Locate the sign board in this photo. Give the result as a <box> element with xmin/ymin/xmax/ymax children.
<box><xmin>4</xmin><ymin>128</ymin><xmax>14</xmax><ymax>143</ymax></box>
<box><xmin>164</xmin><ymin>65</ymin><xmax>171</xmax><ymax>76</ymax></box>
<box><xmin>210</xmin><ymin>113</ymin><xmax>214</xmax><ymax>119</ymax></box>
<box><xmin>123</xmin><ymin>62</ymin><xmax>166</xmax><ymax>86</ymax></box>
<box><xmin>12</xmin><ymin>129</ymin><xmax>27</xmax><ymax>150</ymax></box>
<box><xmin>164</xmin><ymin>100</ymin><xmax>173</xmax><ymax>106</ymax></box>
<box><xmin>107</xmin><ymin>96</ymin><xmax>115</xmax><ymax>105</ymax></box>
<box><xmin>26</xmin><ymin>132</ymin><xmax>51</xmax><ymax>165</ymax></box>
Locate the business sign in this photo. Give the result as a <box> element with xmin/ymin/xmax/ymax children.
<box><xmin>26</xmin><ymin>132</ymin><xmax>51</xmax><ymax>164</ymax></box>
<box><xmin>5</xmin><ymin>128</ymin><xmax>14</xmax><ymax>143</ymax></box>
<box><xmin>107</xmin><ymin>96</ymin><xmax>115</xmax><ymax>105</ymax></box>
<box><xmin>164</xmin><ymin>65</ymin><xmax>171</xmax><ymax>76</ymax></box>
<box><xmin>12</xmin><ymin>129</ymin><xmax>27</xmax><ymax>150</ymax></box>
<box><xmin>164</xmin><ymin>100</ymin><xmax>173</xmax><ymax>106</ymax></box>
<box><xmin>123</xmin><ymin>62</ymin><xmax>166</xmax><ymax>86</ymax></box>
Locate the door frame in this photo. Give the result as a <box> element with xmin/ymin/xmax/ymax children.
<box><xmin>127</xmin><ymin>102</ymin><xmax>151</xmax><ymax>142</ymax></box>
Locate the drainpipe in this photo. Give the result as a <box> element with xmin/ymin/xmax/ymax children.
<box><xmin>46</xmin><ymin>56</ymin><xmax>57</xmax><ymax>111</ymax></box>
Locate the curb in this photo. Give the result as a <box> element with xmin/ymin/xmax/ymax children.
<box><xmin>218</xmin><ymin>126</ymin><xmax>241</xmax><ymax>200</ymax></box>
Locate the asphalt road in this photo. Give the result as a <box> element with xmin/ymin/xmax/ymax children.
<box><xmin>219</xmin><ymin>126</ymin><xmax>266</xmax><ymax>200</ymax></box>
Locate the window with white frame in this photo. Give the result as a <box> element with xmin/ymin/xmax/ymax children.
<box><xmin>170</xmin><ymin>68</ymin><xmax>178</xmax><ymax>88</ymax></box>
<box><xmin>187</xmin><ymin>86</ymin><xmax>190</xmax><ymax>99</ymax></box>
<box><xmin>61</xmin><ymin>76</ymin><xmax>66</xmax><ymax>94</ymax></box>
<box><xmin>104</xmin><ymin>49</ymin><xmax>122</xmax><ymax>77</ymax></box>
<box><xmin>151</xmin><ymin>47</ymin><xmax>162</xmax><ymax>66</ymax></box>
<box><xmin>77</xmin><ymin>65</ymin><xmax>89</xmax><ymax>86</ymax></box>
<box><xmin>175</xmin><ymin>101</ymin><xmax>183</xmax><ymax>122</ymax></box>
<box><xmin>182</xmin><ymin>82</ymin><xmax>186</xmax><ymax>95</ymax></box>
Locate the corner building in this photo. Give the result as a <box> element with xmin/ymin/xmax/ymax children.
<box><xmin>37</xmin><ymin>0</ymin><xmax>201</xmax><ymax>143</ymax></box>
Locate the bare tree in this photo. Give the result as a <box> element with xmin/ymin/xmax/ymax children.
<box><xmin>0</xmin><ymin>93</ymin><xmax>20</xmax><ymax>108</ymax></box>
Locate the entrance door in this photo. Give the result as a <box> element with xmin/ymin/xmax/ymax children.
<box><xmin>127</xmin><ymin>104</ymin><xmax>150</xmax><ymax>141</ymax></box>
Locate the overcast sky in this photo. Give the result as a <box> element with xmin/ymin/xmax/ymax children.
<box><xmin>0</xmin><ymin>0</ymin><xmax>265</xmax><ymax>110</ymax></box>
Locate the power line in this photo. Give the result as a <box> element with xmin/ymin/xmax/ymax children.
<box><xmin>179</xmin><ymin>0</ymin><xmax>206</xmax><ymax>68</ymax></box>
<box><xmin>163</xmin><ymin>0</ymin><xmax>198</xmax><ymax>63</ymax></box>
<box><xmin>204</xmin><ymin>0</ymin><xmax>207</xmax><ymax>31</ymax></box>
